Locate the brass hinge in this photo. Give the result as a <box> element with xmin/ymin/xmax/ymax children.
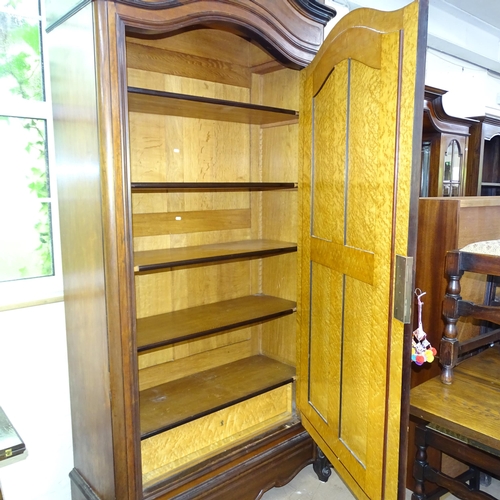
<box><xmin>394</xmin><ymin>255</ymin><xmax>413</xmax><ymax>324</ymax></box>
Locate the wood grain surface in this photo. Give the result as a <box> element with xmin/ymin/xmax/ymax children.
<box><xmin>137</xmin><ymin>294</ymin><xmax>296</xmax><ymax>351</ymax></box>
<box><xmin>134</xmin><ymin>239</ymin><xmax>297</xmax><ymax>272</ymax></box>
<box><xmin>140</xmin><ymin>355</ymin><xmax>295</xmax><ymax>437</ymax></box>
<box><xmin>128</xmin><ymin>87</ymin><xmax>298</xmax><ymax>126</ymax></box>
<box><xmin>410</xmin><ymin>345</ymin><xmax>500</xmax><ymax>452</ymax></box>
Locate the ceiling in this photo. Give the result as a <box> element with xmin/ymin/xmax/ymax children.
<box><xmin>340</xmin><ymin>0</ymin><xmax>500</xmax><ymax>31</ymax></box>
<box><xmin>437</xmin><ymin>0</ymin><xmax>500</xmax><ymax>31</ymax></box>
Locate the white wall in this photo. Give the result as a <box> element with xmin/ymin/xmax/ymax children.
<box><xmin>326</xmin><ymin>0</ymin><xmax>500</xmax><ymax>119</ymax></box>
<box><xmin>0</xmin><ymin>301</ymin><xmax>72</xmax><ymax>500</ymax></box>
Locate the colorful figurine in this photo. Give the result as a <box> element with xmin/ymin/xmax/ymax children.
<box><xmin>412</xmin><ymin>289</ymin><xmax>437</xmax><ymax>365</ymax></box>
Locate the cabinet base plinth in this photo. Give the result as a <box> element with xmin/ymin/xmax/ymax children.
<box><xmin>144</xmin><ymin>422</ymin><xmax>316</xmax><ymax>500</ymax></box>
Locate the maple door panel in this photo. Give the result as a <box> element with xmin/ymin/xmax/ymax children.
<box><xmin>308</xmin><ymin>262</ymin><xmax>342</xmax><ymax>423</ymax></box>
<box><xmin>310</xmin><ymin>61</ymin><xmax>347</xmax><ymax>242</ymax></box>
<box><xmin>298</xmin><ymin>2</ymin><xmax>426</xmax><ymax>499</ymax></box>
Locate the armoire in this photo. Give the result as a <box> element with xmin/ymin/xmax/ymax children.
<box><xmin>46</xmin><ymin>0</ymin><xmax>428</xmax><ymax>499</ymax></box>
<box><xmin>466</xmin><ymin>114</ymin><xmax>500</xmax><ymax>196</ymax></box>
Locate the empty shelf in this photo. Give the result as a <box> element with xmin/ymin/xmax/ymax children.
<box><xmin>140</xmin><ymin>355</ymin><xmax>296</xmax><ymax>439</ymax></box>
<box><xmin>137</xmin><ymin>294</ymin><xmax>297</xmax><ymax>352</ymax></box>
<box><xmin>131</xmin><ymin>182</ymin><xmax>297</xmax><ymax>192</ymax></box>
<box><xmin>128</xmin><ymin>87</ymin><xmax>298</xmax><ymax>126</ymax></box>
<box><xmin>134</xmin><ymin>239</ymin><xmax>297</xmax><ymax>273</ymax></box>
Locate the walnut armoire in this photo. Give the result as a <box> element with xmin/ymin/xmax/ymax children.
<box><xmin>46</xmin><ymin>1</ymin><xmax>428</xmax><ymax>499</ymax></box>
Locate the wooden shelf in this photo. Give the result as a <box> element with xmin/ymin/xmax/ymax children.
<box><xmin>140</xmin><ymin>355</ymin><xmax>295</xmax><ymax>438</ymax></box>
<box><xmin>128</xmin><ymin>87</ymin><xmax>298</xmax><ymax>126</ymax></box>
<box><xmin>131</xmin><ymin>182</ymin><xmax>297</xmax><ymax>192</ymax></box>
<box><xmin>134</xmin><ymin>239</ymin><xmax>297</xmax><ymax>273</ymax></box>
<box><xmin>481</xmin><ymin>182</ymin><xmax>500</xmax><ymax>187</ymax></box>
<box><xmin>137</xmin><ymin>294</ymin><xmax>297</xmax><ymax>352</ymax></box>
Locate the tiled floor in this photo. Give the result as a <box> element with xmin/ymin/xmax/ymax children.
<box><xmin>261</xmin><ymin>465</ymin><xmax>355</xmax><ymax>500</ymax></box>
<box><xmin>261</xmin><ymin>464</ymin><xmax>500</xmax><ymax>499</ymax></box>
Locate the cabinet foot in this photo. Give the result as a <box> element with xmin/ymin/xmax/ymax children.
<box><xmin>313</xmin><ymin>447</ymin><xmax>332</xmax><ymax>482</ymax></box>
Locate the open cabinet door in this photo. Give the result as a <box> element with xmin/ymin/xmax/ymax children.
<box><xmin>297</xmin><ymin>2</ymin><xmax>428</xmax><ymax>499</ymax></box>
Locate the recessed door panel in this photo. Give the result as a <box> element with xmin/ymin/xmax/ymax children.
<box><xmin>311</xmin><ymin>61</ymin><xmax>347</xmax><ymax>244</ymax></box>
<box><xmin>308</xmin><ymin>262</ymin><xmax>342</xmax><ymax>425</ymax></box>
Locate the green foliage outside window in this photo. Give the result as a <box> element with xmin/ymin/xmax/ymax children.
<box><xmin>0</xmin><ymin>0</ymin><xmax>55</xmax><ymax>282</ymax></box>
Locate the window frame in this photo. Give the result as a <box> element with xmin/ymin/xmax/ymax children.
<box><xmin>0</xmin><ymin>0</ymin><xmax>63</xmax><ymax>311</ymax></box>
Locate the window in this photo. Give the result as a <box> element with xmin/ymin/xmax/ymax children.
<box><xmin>0</xmin><ymin>0</ymin><xmax>62</xmax><ymax>310</ymax></box>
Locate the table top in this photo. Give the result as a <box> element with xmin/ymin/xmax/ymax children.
<box><xmin>410</xmin><ymin>345</ymin><xmax>500</xmax><ymax>452</ymax></box>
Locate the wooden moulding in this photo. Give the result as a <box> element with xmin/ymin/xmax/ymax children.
<box><xmin>137</xmin><ymin>294</ymin><xmax>296</xmax><ymax>351</ymax></box>
<box><xmin>133</xmin><ymin>239</ymin><xmax>297</xmax><ymax>273</ymax></box>
<box><xmin>128</xmin><ymin>87</ymin><xmax>298</xmax><ymax>126</ymax></box>
<box><xmin>140</xmin><ymin>355</ymin><xmax>295</xmax><ymax>438</ymax></box>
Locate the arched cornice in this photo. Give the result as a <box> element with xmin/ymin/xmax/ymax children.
<box><xmin>424</xmin><ymin>86</ymin><xmax>477</xmax><ymax>136</ymax></box>
<box><xmin>115</xmin><ymin>0</ymin><xmax>336</xmax><ymax>68</ymax></box>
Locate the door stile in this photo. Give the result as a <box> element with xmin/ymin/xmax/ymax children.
<box><xmin>393</xmin><ymin>1</ymin><xmax>429</xmax><ymax>498</ymax></box>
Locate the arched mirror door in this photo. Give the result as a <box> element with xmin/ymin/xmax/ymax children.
<box><xmin>420</xmin><ymin>87</ymin><xmax>476</xmax><ymax>197</ymax></box>
<box><xmin>443</xmin><ymin>139</ymin><xmax>463</xmax><ymax>196</ymax></box>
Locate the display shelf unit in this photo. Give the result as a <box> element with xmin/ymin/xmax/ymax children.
<box><xmin>137</xmin><ymin>294</ymin><xmax>296</xmax><ymax>351</ymax></box>
<box><xmin>126</xmin><ymin>11</ymin><xmax>305</xmax><ymax>496</ymax></box>
<box><xmin>140</xmin><ymin>356</ymin><xmax>295</xmax><ymax>438</ymax></box>
<box><xmin>420</xmin><ymin>86</ymin><xmax>476</xmax><ymax>197</ymax></box>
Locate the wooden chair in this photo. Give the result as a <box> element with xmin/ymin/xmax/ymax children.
<box><xmin>440</xmin><ymin>246</ymin><xmax>500</xmax><ymax>384</ymax></box>
<box><xmin>410</xmin><ymin>243</ymin><xmax>500</xmax><ymax>500</ymax></box>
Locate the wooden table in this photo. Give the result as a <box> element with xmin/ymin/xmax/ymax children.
<box><xmin>409</xmin><ymin>346</ymin><xmax>500</xmax><ymax>499</ymax></box>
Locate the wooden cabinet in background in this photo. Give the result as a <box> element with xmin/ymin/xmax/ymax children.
<box><xmin>414</xmin><ymin>196</ymin><xmax>500</xmax><ymax>387</ymax></box>
<box><xmin>420</xmin><ymin>87</ymin><xmax>476</xmax><ymax>197</ymax></box>
<box><xmin>46</xmin><ymin>1</ymin><xmax>427</xmax><ymax>499</ymax></box>
<box><xmin>406</xmin><ymin>196</ymin><xmax>500</xmax><ymax>489</ymax></box>
<box><xmin>466</xmin><ymin>114</ymin><xmax>500</xmax><ymax>196</ymax></box>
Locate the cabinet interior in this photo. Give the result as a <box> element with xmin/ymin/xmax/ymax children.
<box><xmin>125</xmin><ymin>27</ymin><xmax>301</xmax><ymax>486</ymax></box>
<box><xmin>481</xmin><ymin>134</ymin><xmax>500</xmax><ymax>195</ymax></box>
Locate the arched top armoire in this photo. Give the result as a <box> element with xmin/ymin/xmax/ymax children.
<box><xmin>46</xmin><ymin>1</ymin><xmax>428</xmax><ymax>498</ymax></box>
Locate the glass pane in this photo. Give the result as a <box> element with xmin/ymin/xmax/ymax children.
<box><xmin>0</xmin><ymin>115</ymin><xmax>54</xmax><ymax>281</ymax></box>
<box><xmin>443</xmin><ymin>139</ymin><xmax>462</xmax><ymax>197</ymax></box>
<box><xmin>0</xmin><ymin>11</ymin><xmax>43</xmax><ymax>102</ymax></box>
<box><xmin>1</xmin><ymin>0</ymin><xmax>40</xmax><ymax>17</ymax></box>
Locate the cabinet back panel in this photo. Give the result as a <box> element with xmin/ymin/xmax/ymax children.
<box><xmin>127</xmin><ymin>41</ymin><xmax>252</xmax><ymax>88</ymax></box>
<box><xmin>132</xmin><ymin>192</ymin><xmax>250</xmax><ymax>213</ymax></box>
<box><xmin>129</xmin><ymin>112</ymin><xmax>251</xmax><ymax>184</ymax></box>
<box><xmin>483</xmin><ymin>135</ymin><xmax>500</xmax><ymax>183</ymax></box>
<box><xmin>257</xmin><ymin>68</ymin><xmax>300</xmax><ymax>110</ymax></box>
<box><xmin>138</xmin><ymin>329</ymin><xmax>252</xmax><ymax>370</ymax></box>
<box><xmin>127</xmin><ymin>29</ymin><xmax>273</xmax><ymax>72</ymax></box>
<box><xmin>138</xmin><ymin>340</ymin><xmax>254</xmax><ymax>390</ymax></box>
<box><xmin>133</xmin><ymin>209</ymin><xmax>251</xmax><ymax>237</ymax></box>
<box><xmin>135</xmin><ymin>260</ymin><xmax>254</xmax><ymax>317</ymax></box>
<box><xmin>128</xmin><ymin>66</ymin><xmax>251</xmax><ymax>100</ymax></box>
